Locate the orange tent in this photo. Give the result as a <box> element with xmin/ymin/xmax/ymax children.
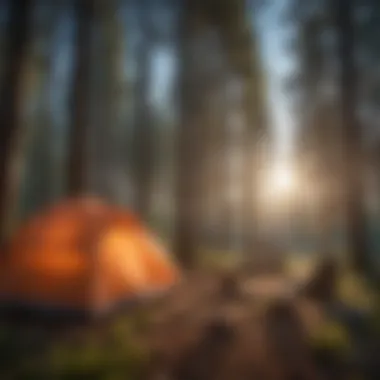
<box><xmin>0</xmin><ymin>198</ymin><xmax>179</xmax><ymax>319</ymax></box>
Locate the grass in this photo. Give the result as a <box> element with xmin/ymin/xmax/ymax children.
<box><xmin>0</xmin><ymin>314</ymin><xmax>151</xmax><ymax>380</ymax></box>
<box><xmin>309</xmin><ymin>318</ymin><xmax>352</xmax><ymax>355</ymax></box>
<box><xmin>47</xmin><ymin>335</ymin><xmax>146</xmax><ymax>380</ymax></box>
<box><xmin>337</xmin><ymin>272</ymin><xmax>377</xmax><ymax>310</ymax></box>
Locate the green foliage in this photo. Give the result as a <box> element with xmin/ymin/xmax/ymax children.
<box><xmin>337</xmin><ymin>272</ymin><xmax>377</xmax><ymax>311</ymax></box>
<box><xmin>0</xmin><ymin>314</ymin><xmax>150</xmax><ymax>380</ymax></box>
<box><xmin>309</xmin><ymin>319</ymin><xmax>352</xmax><ymax>356</ymax></box>
<box><xmin>48</xmin><ymin>335</ymin><xmax>146</xmax><ymax>380</ymax></box>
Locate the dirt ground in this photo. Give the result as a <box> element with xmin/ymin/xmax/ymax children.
<box><xmin>1</xmin><ymin>262</ymin><xmax>377</xmax><ymax>380</ymax></box>
<box><xmin>140</xmin><ymin>269</ymin><xmax>337</xmax><ymax>380</ymax></box>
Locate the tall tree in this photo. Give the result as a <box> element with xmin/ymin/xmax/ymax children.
<box><xmin>174</xmin><ymin>0</ymin><xmax>211</xmax><ymax>268</ymax></box>
<box><xmin>20</xmin><ymin>1</ymin><xmax>60</xmax><ymax>219</ymax></box>
<box><xmin>356</xmin><ymin>0</ymin><xmax>380</xmax><ymax>132</ymax></box>
<box><xmin>173</xmin><ymin>0</ymin><xmax>268</xmax><ymax>266</ymax></box>
<box><xmin>201</xmin><ymin>68</ymin><xmax>231</xmax><ymax>249</ymax></box>
<box><xmin>285</xmin><ymin>0</ymin><xmax>346</xmax><ymax>253</ymax></box>
<box><xmin>0</xmin><ymin>0</ymin><xmax>33</xmax><ymax>240</ymax></box>
<box><xmin>287</xmin><ymin>0</ymin><xmax>380</xmax><ymax>260</ymax></box>
<box><xmin>297</xmin><ymin>16</ymin><xmax>343</xmax><ymax>252</ymax></box>
<box><xmin>67</xmin><ymin>0</ymin><xmax>94</xmax><ymax>196</ymax></box>
<box><xmin>334</xmin><ymin>0</ymin><xmax>370</xmax><ymax>274</ymax></box>
<box><xmin>131</xmin><ymin>0</ymin><xmax>155</xmax><ymax>221</ymax></box>
<box><xmin>215</xmin><ymin>0</ymin><xmax>269</xmax><ymax>257</ymax></box>
<box><xmin>87</xmin><ymin>0</ymin><xmax>123</xmax><ymax>200</ymax></box>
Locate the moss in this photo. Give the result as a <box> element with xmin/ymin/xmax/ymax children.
<box><xmin>46</xmin><ymin>319</ymin><xmax>148</xmax><ymax>379</ymax></box>
<box><xmin>0</xmin><ymin>312</ymin><xmax>150</xmax><ymax>379</ymax></box>
<box><xmin>309</xmin><ymin>319</ymin><xmax>352</xmax><ymax>357</ymax></box>
<box><xmin>337</xmin><ymin>273</ymin><xmax>376</xmax><ymax>310</ymax></box>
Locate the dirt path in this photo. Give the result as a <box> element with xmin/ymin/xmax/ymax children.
<box><xmin>141</xmin><ymin>271</ymin><xmax>328</xmax><ymax>380</ymax></box>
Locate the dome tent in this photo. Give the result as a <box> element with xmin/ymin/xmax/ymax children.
<box><xmin>0</xmin><ymin>198</ymin><xmax>179</xmax><ymax>320</ymax></box>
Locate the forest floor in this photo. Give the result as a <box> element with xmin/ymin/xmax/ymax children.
<box><xmin>0</xmin><ymin>261</ymin><xmax>379</xmax><ymax>380</ymax></box>
<box><xmin>141</xmin><ymin>268</ymin><xmax>359</xmax><ymax>380</ymax></box>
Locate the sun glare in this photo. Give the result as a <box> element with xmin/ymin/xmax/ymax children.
<box><xmin>263</xmin><ymin>162</ymin><xmax>298</xmax><ymax>202</ymax></box>
<box><xmin>272</xmin><ymin>165</ymin><xmax>294</xmax><ymax>193</ymax></box>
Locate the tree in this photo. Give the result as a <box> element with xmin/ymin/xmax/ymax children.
<box><xmin>334</xmin><ymin>0</ymin><xmax>370</xmax><ymax>275</ymax></box>
<box><xmin>174</xmin><ymin>0</ymin><xmax>201</xmax><ymax>268</ymax></box>
<box><xmin>131</xmin><ymin>0</ymin><xmax>155</xmax><ymax>221</ymax></box>
<box><xmin>174</xmin><ymin>0</ymin><xmax>216</xmax><ymax>268</ymax></box>
<box><xmin>20</xmin><ymin>1</ymin><xmax>61</xmax><ymax>219</ymax></box>
<box><xmin>67</xmin><ymin>0</ymin><xmax>94</xmax><ymax>196</ymax></box>
<box><xmin>0</xmin><ymin>0</ymin><xmax>33</xmax><ymax>240</ymax></box>
<box><xmin>86</xmin><ymin>0</ymin><xmax>123</xmax><ymax>200</ymax></box>
<box><xmin>356</xmin><ymin>0</ymin><xmax>380</xmax><ymax>132</ymax></box>
<box><xmin>201</xmin><ymin>70</ymin><xmax>231</xmax><ymax>249</ymax></box>
<box><xmin>285</xmin><ymin>0</ymin><xmax>347</xmax><ymax>254</ymax></box>
<box><xmin>215</xmin><ymin>0</ymin><xmax>269</xmax><ymax>257</ymax></box>
<box><xmin>173</xmin><ymin>0</ymin><xmax>268</xmax><ymax>266</ymax></box>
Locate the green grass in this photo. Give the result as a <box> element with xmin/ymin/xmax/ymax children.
<box><xmin>337</xmin><ymin>272</ymin><xmax>377</xmax><ymax>310</ymax></box>
<box><xmin>47</xmin><ymin>335</ymin><xmax>146</xmax><ymax>380</ymax></box>
<box><xmin>0</xmin><ymin>313</ymin><xmax>151</xmax><ymax>380</ymax></box>
<box><xmin>309</xmin><ymin>318</ymin><xmax>352</xmax><ymax>356</ymax></box>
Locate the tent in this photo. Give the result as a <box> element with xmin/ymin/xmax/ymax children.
<box><xmin>0</xmin><ymin>198</ymin><xmax>179</xmax><ymax>319</ymax></box>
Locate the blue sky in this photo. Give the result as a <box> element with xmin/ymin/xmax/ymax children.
<box><xmin>258</xmin><ymin>0</ymin><xmax>296</xmax><ymax>159</ymax></box>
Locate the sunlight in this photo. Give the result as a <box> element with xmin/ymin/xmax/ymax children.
<box><xmin>263</xmin><ymin>162</ymin><xmax>299</xmax><ymax>202</ymax></box>
<box><xmin>271</xmin><ymin>164</ymin><xmax>295</xmax><ymax>194</ymax></box>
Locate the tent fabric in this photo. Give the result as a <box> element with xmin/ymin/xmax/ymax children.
<box><xmin>0</xmin><ymin>198</ymin><xmax>179</xmax><ymax>318</ymax></box>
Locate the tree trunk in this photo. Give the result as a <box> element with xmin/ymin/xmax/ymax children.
<box><xmin>67</xmin><ymin>0</ymin><xmax>94</xmax><ymax>196</ymax></box>
<box><xmin>0</xmin><ymin>0</ymin><xmax>33</xmax><ymax>241</ymax></box>
<box><xmin>21</xmin><ymin>2</ymin><xmax>61</xmax><ymax>218</ymax></box>
<box><xmin>200</xmin><ymin>43</ymin><xmax>230</xmax><ymax>250</ymax></box>
<box><xmin>173</xmin><ymin>0</ymin><xmax>205</xmax><ymax>269</ymax></box>
<box><xmin>212</xmin><ymin>0</ymin><xmax>268</xmax><ymax>259</ymax></box>
<box><xmin>242</xmin><ymin>77</ymin><xmax>263</xmax><ymax>257</ymax></box>
<box><xmin>229</xmin><ymin>10</ymin><xmax>267</xmax><ymax>259</ymax></box>
<box><xmin>87</xmin><ymin>0</ymin><xmax>121</xmax><ymax>200</ymax></box>
<box><xmin>334</xmin><ymin>0</ymin><xmax>370</xmax><ymax>275</ymax></box>
<box><xmin>132</xmin><ymin>0</ymin><xmax>155</xmax><ymax>221</ymax></box>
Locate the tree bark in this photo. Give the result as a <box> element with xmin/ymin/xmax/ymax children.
<box><xmin>132</xmin><ymin>0</ymin><xmax>155</xmax><ymax>221</ymax></box>
<box><xmin>67</xmin><ymin>0</ymin><xmax>94</xmax><ymax>196</ymax></box>
<box><xmin>334</xmin><ymin>0</ymin><xmax>370</xmax><ymax>275</ymax></box>
<box><xmin>173</xmin><ymin>0</ymin><xmax>205</xmax><ymax>268</ymax></box>
<box><xmin>0</xmin><ymin>0</ymin><xmax>33</xmax><ymax>240</ymax></box>
<box><xmin>22</xmin><ymin>2</ymin><xmax>61</xmax><ymax>217</ymax></box>
<box><xmin>222</xmin><ymin>4</ymin><xmax>267</xmax><ymax>259</ymax></box>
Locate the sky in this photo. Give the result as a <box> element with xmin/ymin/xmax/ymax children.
<box><xmin>258</xmin><ymin>0</ymin><xmax>296</xmax><ymax>160</ymax></box>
